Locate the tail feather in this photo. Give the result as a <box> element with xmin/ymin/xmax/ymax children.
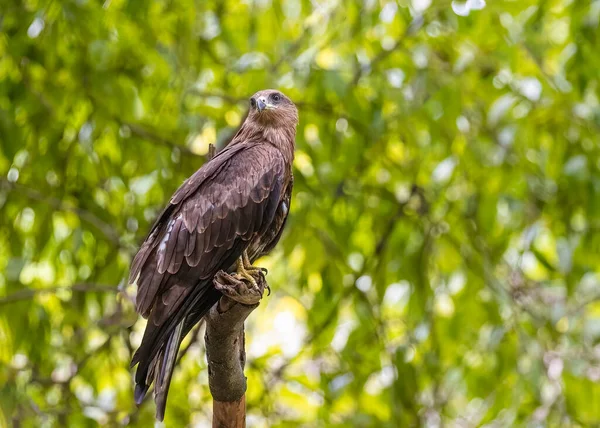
<box><xmin>154</xmin><ymin>319</ymin><xmax>184</xmax><ymax>421</ymax></box>
<box><xmin>132</xmin><ymin>285</ymin><xmax>222</xmax><ymax>418</ymax></box>
<box><xmin>134</xmin><ymin>352</ymin><xmax>157</xmax><ymax>405</ymax></box>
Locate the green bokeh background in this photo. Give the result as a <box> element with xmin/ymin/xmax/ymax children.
<box><xmin>1</xmin><ymin>0</ymin><xmax>600</xmax><ymax>426</ymax></box>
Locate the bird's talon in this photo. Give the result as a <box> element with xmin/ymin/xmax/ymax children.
<box><xmin>213</xmin><ymin>252</ymin><xmax>271</xmax><ymax>305</ymax></box>
<box><xmin>213</xmin><ymin>270</ymin><xmax>263</xmax><ymax>305</ymax></box>
<box><xmin>237</xmin><ymin>272</ymin><xmax>258</xmax><ymax>288</ymax></box>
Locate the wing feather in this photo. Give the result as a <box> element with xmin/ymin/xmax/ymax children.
<box><xmin>136</xmin><ymin>259</ymin><xmax>164</xmax><ymax>317</ymax></box>
<box><xmin>239</xmin><ymin>199</ymin><xmax>254</xmax><ymax>237</ymax></box>
<box><xmin>186</xmin><ymin>232</ymin><xmax>205</xmax><ymax>267</ymax></box>
<box><xmin>183</xmin><ymin>200</ymin><xmax>200</xmax><ymax>232</ymax></box>
<box><xmin>216</xmin><ymin>210</ymin><xmax>232</xmax><ymax>247</ymax></box>
<box><xmin>209</xmin><ymin>204</ymin><xmax>226</xmax><ymax>248</ymax></box>
<box><xmin>167</xmin><ymin>223</ymin><xmax>188</xmax><ymax>274</ymax></box>
<box><xmin>184</xmin><ymin>230</ymin><xmax>196</xmax><ymax>257</ymax></box>
<box><xmin>158</xmin><ymin>215</ymin><xmax>181</xmax><ymax>274</ymax></box>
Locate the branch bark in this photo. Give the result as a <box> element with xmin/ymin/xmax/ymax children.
<box><xmin>204</xmin><ymin>273</ymin><xmax>267</xmax><ymax>428</ymax></box>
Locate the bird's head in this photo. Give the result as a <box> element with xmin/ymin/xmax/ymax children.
<box><xmin>248</xmin><ymin>89</ymin><xmax>298</xmax><ymax>128</ymax></box>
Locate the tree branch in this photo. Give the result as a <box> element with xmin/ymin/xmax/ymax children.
<box><xmin>204</xmin><ymin>271</ymin><xmax>268</xmax><ymax>427</ymax></box>
<box><xmin>205</xmin><ymin>296</ymin><xmax>256</xmax><ymax>402</ymax></box>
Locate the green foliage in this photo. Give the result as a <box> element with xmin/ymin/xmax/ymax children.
<box><xmin>1</xmin><ymin>0</ymin><xmax>600</xmax><ymax>426</ymax></box>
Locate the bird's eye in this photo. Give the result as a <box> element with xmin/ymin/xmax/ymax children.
<box><xmin>272</xmin><ymin>93</ymin><xmax>281</xmax><ymax>103</ymax></box>
<box><xmin>250</xmin><ymin>98</ymin><xmax>257</xmax><ymax>108</ymax></box>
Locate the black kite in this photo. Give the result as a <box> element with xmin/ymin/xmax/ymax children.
<box><xmin>129</xmin><ymin>89</ymin><xmax>298</xmax><ymax>420</ymax></box>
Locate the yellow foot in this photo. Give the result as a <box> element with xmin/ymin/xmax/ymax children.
<box><xmin>242</xmin><ymin>251</ymin><xmax>268</xmax><ymax>275</ymax></box>
<box><xmin>213</xmin><ymin>269</ymin><xmax>267</xmax><ymax>306</ymax></box>
<box><xmin>235</xmin><ymin>256</ymin><xmax>261</xmax><ymax>288</ymax></box>
<box><xmin>214</xmin><ymin>252</ymin><xmax>269</xmax><ymax>301</ymax></box>
<box><xmin>240</xmin><ymin>251</ymin><xmax>270</xmax><ymax>295</ymax></box>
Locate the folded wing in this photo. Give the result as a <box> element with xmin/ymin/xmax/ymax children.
<box><xmin>129</xmin><ymin>141</ymin><xmax>286</xmax><ymax>409</ymax></box>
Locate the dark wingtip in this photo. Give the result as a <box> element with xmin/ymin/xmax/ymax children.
<box><xmin>155</xmin><ymin>404</ymin><xmax>166</xmax><ymax>422</ymax></box>
<box><xmin>130</xmin><ymin>350</ymin><xmax>141</xmax><ymax>368</ymax></box>
<box><xmin>154</xmin><ymin>381</ymin><xmax>169</xmax><ymax>422</ymax></box>
<box><xmin>134</xmin><ymin>383</ymin><xmax>149</xmax><ymax>406</ymax></box>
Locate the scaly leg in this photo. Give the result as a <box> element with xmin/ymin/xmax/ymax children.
<box><xmin>235</xmin><ymin>255</ymin><xmax>258</xmax><ymax>287</ymax></box>
<box><xmin>241</xmin><ymin>250</ymin><xmax>270</xmax><ymax>296</ymax></box>
<box><xmin>242</xmin><ymin>251</ymin><xmax>268</xmax><ymax>275</ymax></box>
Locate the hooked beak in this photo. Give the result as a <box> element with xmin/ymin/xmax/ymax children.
<box><xmin>256</xmin><ymin>97</ymin><xmax>270</xmax><ymax>112</ymax></box>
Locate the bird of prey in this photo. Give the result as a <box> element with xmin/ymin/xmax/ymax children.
<box><xmin>129</xmin><ymin>89</ymin><xmax>298</xmax><ymax>420</ymax></box>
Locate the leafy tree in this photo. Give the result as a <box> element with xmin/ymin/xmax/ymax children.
<box><xmin>1</xmin><ymin>0</ymin><xmax>599</xmax><ymax>426</ymax></box>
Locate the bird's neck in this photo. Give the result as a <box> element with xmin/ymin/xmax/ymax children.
<box><xmin>262</xmin><ymin>126</ymin><xmax>296</xmax><ymax>165</ymax></box>
<box><xmin>232</xmin><ymin>123</ymin><xmax>296</xmax><ymax>165</ymax></box>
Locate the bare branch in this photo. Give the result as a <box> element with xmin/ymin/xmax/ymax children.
<box><xmin>204</xmin><ymin>296</ymin><xmax>258</xmax><ymax>402</ymax></box>
<box><xmin>204</xmin><ymin>272</ymin><xmax>268</xmax><ymax>427</ymax></box>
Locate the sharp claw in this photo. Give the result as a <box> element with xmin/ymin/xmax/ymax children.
<box><xmin>242</xmin><ymin>273</ymin><xmax>258</xmax><ymax>288</ymax></box>
<box><xmin>213</xmin><ymin>269</ymin><xmax>263</xmax><ymax>305</ymax></box>
<box><xmin>212</xmin><ymin>254</ymin><xmax>271</xmax><ymax>306</ymax></box>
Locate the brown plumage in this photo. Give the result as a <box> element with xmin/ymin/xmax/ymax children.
<box><xmin>129</xmin><ymin>89</ymin><xmax>298</xmax><ymax>420</ymax></box>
